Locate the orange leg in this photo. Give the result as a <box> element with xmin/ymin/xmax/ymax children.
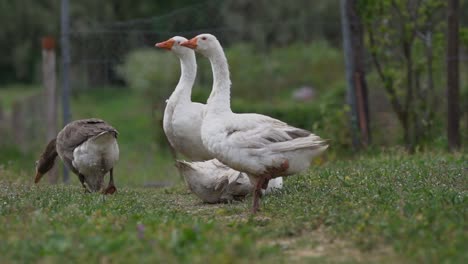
<box><xmin>252</xmin><ymin>175</ymin><xmax>270</xmax><ymax>214</ymax></box>
<box><xmin>103</xmin><ymin>168</ymin><xmax>117</xmax><ymax>195</ymax></box>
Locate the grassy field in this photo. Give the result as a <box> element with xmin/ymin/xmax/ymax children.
<box><xmin>0</xmin><ymin>151</ymin><xmax>466</xmax><ymax>263</ymax></box>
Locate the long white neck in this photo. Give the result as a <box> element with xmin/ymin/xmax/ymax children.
<box><xmin>168</xmin><ymin>51</ymin><xmax>197</xmax><ymax>104</ymax></box>
<box><xmin>206</xmin><ymin>45</ymin><xmax>232</xmax><ymax>114</ymax></box>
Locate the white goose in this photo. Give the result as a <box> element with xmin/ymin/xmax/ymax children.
<box><xmin>181</xmin><ymin>34</ymin><xmax>328</xmax><ymax>213</ymax></box>
<box><xmin>155</xmin><ymin>36</ymin><xmax>283</xmax><ymax>202</ymax></box>
<box><xmin>175</xmin><ymin>159</ymin><xmax>252</xmax><ymax>203</ymax></box>
<box><xmin>156</xmin><ymin>36</ymin><xmax>211</xmax><ymax>160</ymax></box>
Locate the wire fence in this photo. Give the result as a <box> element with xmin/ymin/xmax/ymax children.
<box><xmin>66</xmin><ymin>0</ymin><xmax>347</xmax><ymax>90</ymax></box>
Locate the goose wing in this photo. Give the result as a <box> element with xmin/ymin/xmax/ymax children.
<box><xmin>57</xmin><ymin>118</ymin><xmax>118</xmax><ymax>170</ymax></box>
<box><xmin>225</xmin><ymin>114</ymin><xmax>325</xmax><ymax>152</ymax></box>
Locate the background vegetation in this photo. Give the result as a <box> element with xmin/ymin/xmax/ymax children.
<box><xmin>1</xmin><ymin>0</ymin><xmax>467</xmax><ymax>152</ymax></box>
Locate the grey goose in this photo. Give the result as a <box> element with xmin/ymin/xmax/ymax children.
<box><xmin>34</xmin><ymin>118</ymin><xmax>119</xmax><ymax>194</ymax></box>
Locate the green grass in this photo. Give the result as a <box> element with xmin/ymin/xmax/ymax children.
<box><xmin>1</xmin><ymin>152</ymin><xmax>466</xmax><ymax>263</ymax></box>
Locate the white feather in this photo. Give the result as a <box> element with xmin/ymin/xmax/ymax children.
<box><xmin>72</xmin><ymin>132</ymin><xmax>119</xmax><ymax>190</ymax></box>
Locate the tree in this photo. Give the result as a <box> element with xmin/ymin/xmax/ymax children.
<box><xmin>359</xmin><ymin>0</ymin><xmax>446</xmax><ymax>152</ymax></box>
<box><xmin>447</xmin><ymin>0</ymin><xmax>461</xmax><ymax>150</ymax></box>
<box><xmin>341</xmin><ymin>0</ymin><xmax>371</xmax><ymax>148</ymax></box>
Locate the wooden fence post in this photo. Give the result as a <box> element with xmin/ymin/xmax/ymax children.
<box><xmin>42</xmin><ymin>36</ymin><xmax>58</xmax><ymax>184</ymax></box>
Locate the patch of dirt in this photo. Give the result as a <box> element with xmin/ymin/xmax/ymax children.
<box><xmin>169</xmin><ymin>192</ymin><xmax>402</xmax><ymax>262</ymax></box>
<box><xmin>169</xmin><ymin>193</ymin><xmax>275</xmax><ymax>223</ymax></box>
<box><xmin>271</xmin><ymin>227</ymin><xmax>401</xmax><ymax>263</ymax></box>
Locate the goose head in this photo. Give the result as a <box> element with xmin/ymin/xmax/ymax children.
<box><xmin>34</xmin><ymin>138</ymin><xmax>58</xmax><ymax>183</ymax></box>
<box><xmin>83</xmin><ymin>176</ymin><xmax>106</xmax><ymax>193</ymax></box>
<box><xmin>180</xmin><ymin>34</ymin><xmax>220</xmax><ymax>57</ymax></box>
<box><xmin>155</xmin><ymin>36</ymin><xmax>192</xmax><ymax>57</ymax></box>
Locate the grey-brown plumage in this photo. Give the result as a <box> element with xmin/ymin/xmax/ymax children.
<box><xmin>35</xmin><ymin>138</ymin><xmax>58</xmax><ymax>177</ymax></box>
<box><xmin>56</xmin><ymin>119</ymin><xmax>118</xmax><ymax>174</ymax></box>
<box><xmin>35</xmin><ymin>118</ymin><xmax>119</xmax><ymax>194</ymax></box>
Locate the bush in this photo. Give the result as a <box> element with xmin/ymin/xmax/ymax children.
<box><xmin>118</xmin><ymin>41</ymin><xmax>344</xmax><ymax>102</ymax></box>
<box><xmin>220</xmin><ymin>41</ymin><xmax>344</xmax><ymax>100</ymax></box>
<box><xmin>117</xmin><ymin>48</ymin><xmax>180</xmax><ymax>102</ymax></box>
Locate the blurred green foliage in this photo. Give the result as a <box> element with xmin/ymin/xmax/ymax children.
<box><xmin>461</xmin><ymin>27</ymin><xmax>468</xmax><ymax>46</ymax></box>
<box><xmin>116</xmin><ymin>49</ymin><xmax>180</xmax><ymax>102</ymax></box>
<box><xmin>119</xmin><ymin>41</ymin><xmax>344</xmax><ymax>100</ymax></box>
<box><xmin>0</xmin><ymin>0</ymin><xmax>347</xmax><ymax>84</ymax></box>
<box><xmin>221</xmin><ymin>41</ymin><xmax>344</xmax><ymax>100</ymax></box>
<box><xmin>220</xmin><ymin>0</ymin><xmax>342</xmax><ymax>48</ymax></box>
<box><xmin>0</xmin><ymin>0</ymin><xmax>218</xmax><ymax>84</ymax></box>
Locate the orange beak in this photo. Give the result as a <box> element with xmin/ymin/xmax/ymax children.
<box><xmin>180</xmin><ymin>37</ymin><xmax>198</xmax><ymax>49</ymax></box>
<box><xmin>155</xmin><ymin>39</ymin><xmax>175</xmax><ymax>50</ymax></box>
<box><xmin>34</xmin><ymin>171</ymin><xmax>43</xmax><ymax>184</ymax></box>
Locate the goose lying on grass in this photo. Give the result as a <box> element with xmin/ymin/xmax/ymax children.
<box><xmin>175</xmin><ymin>159</ymin><xmax>251</xmax><ymax>203</ymax></box>
<box><xmin>35</xmin><ymin>118</ymin><xmax>119</xmax><ymax>194</ymax></box>
<box><xmin>175</xmin><ymin>159</ymin><xmax>283</xmax><ymax>203</ymax></box>
<box><xmin>155</xmin><ymin>36</ymin><xmax>283</xmax><ymax>201</ymax></box>
<box><xmin>181</xmin><ymin>34</ymin><xmax>328</xmax><ymax>213</ymax></box>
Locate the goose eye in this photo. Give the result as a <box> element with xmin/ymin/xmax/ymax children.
<box><xmin>201</xmin><ymin>37</ymin><xmax>207</xmax><ymax>40</ymax></box>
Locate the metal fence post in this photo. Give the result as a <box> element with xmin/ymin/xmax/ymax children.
<box><xmin>61</xmin><ymin>0</ymin><xmax>71</xmax><ymax>183</ymax></box>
